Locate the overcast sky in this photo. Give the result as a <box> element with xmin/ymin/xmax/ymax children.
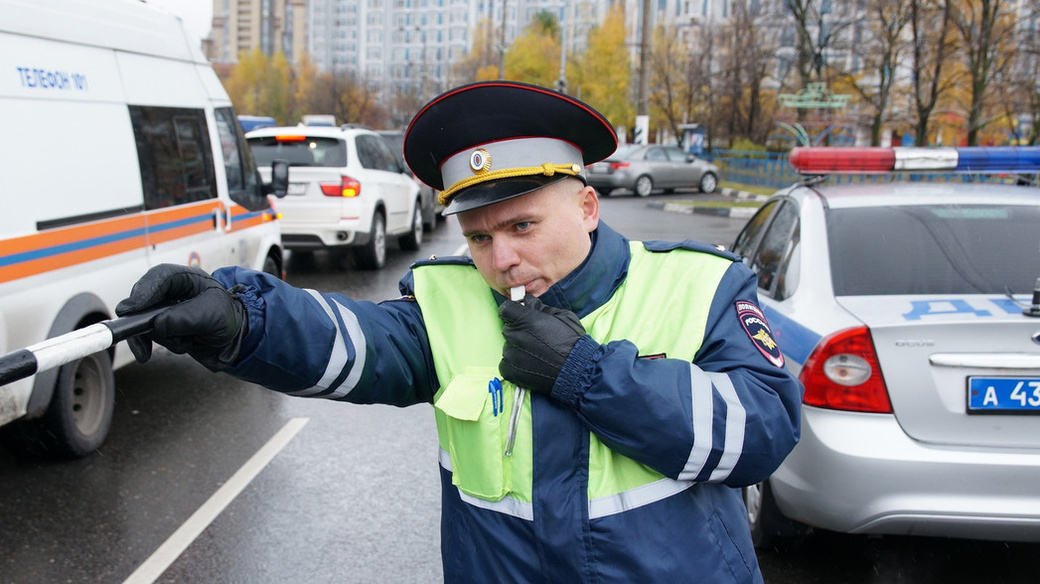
<box><xmin>147</xmin><ymin>0</ymin><xmax>213</xmax><ymax>41</ymax></box>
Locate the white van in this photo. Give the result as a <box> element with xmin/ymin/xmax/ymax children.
<box><xmin>0</xmin><ymin>0</ymin><xmax>287</xmax><ymax>458</ymax></box>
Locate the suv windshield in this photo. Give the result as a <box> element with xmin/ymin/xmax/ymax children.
<box><xmin>827</xmin><ymin>204</ymin><xmax>1040</xmax><ymax>296</ymax></box>
<box><xmin>248</xmin><ymin>136</ymin><xmax>348</xmax><ymax>168</ymax></box>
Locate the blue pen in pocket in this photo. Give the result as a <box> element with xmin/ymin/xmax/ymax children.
<box><xmin>488</xmin><ymin>377</ymin><xmax>503</xmax><ymax>416</ymax></box>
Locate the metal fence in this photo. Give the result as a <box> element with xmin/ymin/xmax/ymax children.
<box><xmin>704</xmin><ymin>150</ymin><xmax>1029</xmax><ymax>190</ymax></box>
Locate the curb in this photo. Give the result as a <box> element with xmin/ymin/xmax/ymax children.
<box><xmin>718</xmin><ymin>187</ymin><xmax>769</xmax><ymax>202</ymax></box>
<box><xmin>652</xmin><ymin>188</ymin><xmax>768</xmax><ymax>219</ymax></box>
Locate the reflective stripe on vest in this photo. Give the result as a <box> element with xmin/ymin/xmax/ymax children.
<box><xmin>412</xmin><ymin>241</ymin><xmax>733</xmax><ymax>520</ymax></box>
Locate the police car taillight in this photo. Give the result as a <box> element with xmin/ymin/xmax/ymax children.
<box><xmin>320</xmin><ymin>175</ymin><xmax>361</xmax><ymax>197</ymax></box>
<box><xmin>789</xmin><ymin>146</ymin><xmax>1040</xmax><ymax>174</ymax></box>
<box><xmin>799</xmin><ymin>326</ymin><xmax>893</xmax><ymax>414</ymax></box>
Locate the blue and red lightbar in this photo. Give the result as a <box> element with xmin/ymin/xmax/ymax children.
<box><xmin>789</xmin><ymin>146</ymin><xmax>1040</xmax><ymax>174</ymax></box>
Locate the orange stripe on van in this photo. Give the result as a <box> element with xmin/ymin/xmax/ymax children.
<box><xmin>0</xmin><ymin>200</ymin><xmax>228</xmax><ymax>284</ymax></box>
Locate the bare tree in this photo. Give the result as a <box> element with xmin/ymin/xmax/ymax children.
<box><xmin>1006</xmin><ymin>0</ymin><xmax>1040</xmax><ymax>144</ymax></box>
<box><xmin>714</xmin><ymin>0</ymin><xmax>778</xmax><ymax>145</ymax></box>
<box><xmin>648</xmin><ymin>22</ymin><xmax>716</xmax><ymax>146</ymax></box>
<box><xmin>951</xmin><ymin>0</ymin><xmax>1016</xmax><ymax>145</ymax></box>
<box><xmin>837</xmin><ymin>0</ymin><xmax>911</xmax><ymax>145</ymax></box>
<box><xmin>781</xmin><ymin>0</ymin><xmax>853</xmax><ymax>90</ymax></box>
<box><xmin>305</xmin><ymin>71</ymin><xmax>387</xmax><ymax>128</ymax></box>
<box><xmin>908</xmin><ymin>0</ymin><xmax>956</xmax><ymax>145</ymax></box>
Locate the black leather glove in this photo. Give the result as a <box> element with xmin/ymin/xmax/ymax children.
<box><xmin>115</xmin><ymin>264</ymin><xmax>248</xmax><ymax>372</ymax></box>
<box><xmin>498</xmin><ymin>295</ymin><xmax>586</xmax><ymax>395</ymax></box>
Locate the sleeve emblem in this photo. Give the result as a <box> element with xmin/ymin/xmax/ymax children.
<box><xmin>735</xmin><ymin>301</ymin><xmax>785</xmax><ymax>368</ymax></box>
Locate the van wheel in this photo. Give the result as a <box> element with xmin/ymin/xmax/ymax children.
<box><xmin>399</xmin><ymin>203</ymin><xmax>423</xmax><ymax>251</ymax></box>
<box><xmin>262</xmin><ymin>255</ymin><xmax>281</xmax><ymax>279</ymax></box>
<box><xmin>353</xmin><ymin>212</ymin><xmax>387</xmax><ymax>270</ymax></box>
<box><xmin>0</xmin><ymin>351</ymin><xmax>115</xmax><ymax>459</ymax></box>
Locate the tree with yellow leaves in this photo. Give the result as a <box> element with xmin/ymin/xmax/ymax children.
<box><xmin>453</xmin><ymin>18</ymin><xmax>502</xmax><ymax>84</ymax></box>
<box><xmin>574</xmin><ymin>3</ymin><xmax>631</xmax><ymax>137</ymax></box>
<box><xmin>503</xmin><ymin>11</ymin><xmax>561</xmax><ymax>87</ymax></box>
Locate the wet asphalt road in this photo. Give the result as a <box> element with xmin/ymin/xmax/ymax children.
<box><xmin>1</xmin><ymin>191</ymin><xmax>1038</xmax><ymax>583</ymax></box>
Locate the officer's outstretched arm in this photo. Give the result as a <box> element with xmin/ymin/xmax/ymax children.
<box><xmin>118</xmin><ymin>264</ymin><xmax>437</xmax><ymax>406</ymax></box>
<box><xmin>210</xmin><ymin>266</ymin><xmax>437</xmax><ymax>406</ymax></box>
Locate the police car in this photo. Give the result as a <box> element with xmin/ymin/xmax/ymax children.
<box><xmin>733</xmin><ymin>146</ymin><xmax>1040</xmax><ymax>546</ymax></box>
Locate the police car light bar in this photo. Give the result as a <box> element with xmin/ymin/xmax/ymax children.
<box><xmin>789</xmin><ymin>146</ymin><xmax>1040</xmax><ymax>174</ymax></box>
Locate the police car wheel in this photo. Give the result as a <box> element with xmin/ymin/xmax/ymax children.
<box><xmin>0</xmin><ymin>351</ymin><xmax>114</xmax><ymax>460</ymax></box>
<box><xmin>742</xmin><ymin>480</ymin><xmax>809</xmax><ymax>550</ymax></box>
<box><xmin>634</xmin><ymin>175</ymin><xmax>654</xmax><ymax>197</ymax></box>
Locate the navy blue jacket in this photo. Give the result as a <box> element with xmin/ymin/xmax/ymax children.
<box><xmin>213</xmin><ymin>222</ymin><xmax>802</xmax><ymax>582</ymax></box>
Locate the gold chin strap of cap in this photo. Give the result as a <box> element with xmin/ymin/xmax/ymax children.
<box><xmin>438</xmin><ymin>162</ymin><xmax>582</xmax><ymax>206</ymax></box>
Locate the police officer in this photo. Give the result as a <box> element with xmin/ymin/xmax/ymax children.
<box><xmin>117</xmin><ymin>81</ymin><xmax>802</xmax><ymax>582</ymax></box>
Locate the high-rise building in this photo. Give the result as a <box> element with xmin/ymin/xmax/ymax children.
<box><xmin>209</xmin><ymin>0</ymin><xmax>308</xmax><ymax>63</ymax></box>
<box><xmin>304</xmin><ymin>0</ymin><xmax>612</xmax><ymax>102</ymax></box>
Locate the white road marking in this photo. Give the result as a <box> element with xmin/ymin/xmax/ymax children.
<box><xmin>122</xmin><ymin>417</ymin><xmax>310</xmax><ymax>584</ymax></box>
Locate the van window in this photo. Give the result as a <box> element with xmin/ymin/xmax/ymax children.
<box><xmin>214</xmin><ymin>107</ymin><xmax>269</xmax><ymax>212</ymax></box>
<box><xmin>130</xmin><ymin>106</ymin><xmax>217</xmax><ymax>209</ymax></box>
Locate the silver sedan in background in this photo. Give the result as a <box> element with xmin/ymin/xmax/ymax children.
<box><xmin>586</xmin><ymin>144</ymin><xmax>719</xmax><ymax>197</ymax></box>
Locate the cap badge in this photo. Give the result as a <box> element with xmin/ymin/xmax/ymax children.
<box><xmin>470</xmin><ymin>149</ymin><xmax>492</xmax><ymax>174</ymax></box>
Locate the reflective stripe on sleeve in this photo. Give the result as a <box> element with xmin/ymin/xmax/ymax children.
<box><xmin>588</xmin><ymin>477</ymin><xmax>695</xmax><ymax>519</ymax></box>
<box><xmin>679</xmin><ymin>364</ymin><xmax>714</xmax><ymax>480</ymax></box>
<box><xmin>679</xmin><ymin>366</ymin><xmax>747</xmax><ymax>482</ymax></box>
<box><xmin>324</xmin><ymin>299</ymin><xmax>367</xmax><ymax>398</ymax></box>
<box><xmin>706</xmin><ymin>371</ymin><xmax>746</xmax><ymax>482</ymax></box>
<box><xmin>439</xmin><ymin>448</ymin><xmax>534</xmax><ymax>521</ymax></box>
<box><xmin>288</xmin><ymin>290</ymin><xmax>361</xmax><ymax>397</ymax></box>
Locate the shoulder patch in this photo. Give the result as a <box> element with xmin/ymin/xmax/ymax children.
<box><xmin>410</xmin><ymin>255</ymin><xmax>476</xmax><ymax>269</ymax></box>
<box><xmin>642</xmin><ymin>239</ymin><xmax>739</xmax><ymax>261</ymax></box>
<box><xmin>404</xmin><ymin>255</ymin><xmax>477</xmax><ymax>296</ymax></box>
<box><xmin>735</xmin><ymin>301</ymin><xmax>784</xmax><ymax>368</ymax></box>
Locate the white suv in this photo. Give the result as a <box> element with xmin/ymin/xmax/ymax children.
<box><xmin>248</xmin><ymin>125</ymin><xmax>423</xmax><ymax>269</ymax></box>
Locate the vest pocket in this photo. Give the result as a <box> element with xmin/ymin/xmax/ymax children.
<box><xmin>434</xmin><ymin>368</ymin><xmax>509</xmax><ymax>501</ymax></box>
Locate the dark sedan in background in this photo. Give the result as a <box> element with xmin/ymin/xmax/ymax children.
<box><xmin>586</xmin><ymin>144</ymin><xmax>719</xmax><ymax>197</ymax></box>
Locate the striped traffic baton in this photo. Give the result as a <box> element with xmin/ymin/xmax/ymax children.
<box><xmin>0</xmin><ymin>307</ymin><xmax>164</xmax><ymax>386</ymax></box>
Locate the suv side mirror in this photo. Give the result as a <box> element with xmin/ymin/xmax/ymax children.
<box><xmin>263</xmin><ymin>159</ymin><xmax>290</xmax><ymax>198</ymax></box>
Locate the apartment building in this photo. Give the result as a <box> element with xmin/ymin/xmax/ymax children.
<box><xmin>209</xmin><ymin>0</ymin><xmax>308</xmax><ymax>63</ymax></box>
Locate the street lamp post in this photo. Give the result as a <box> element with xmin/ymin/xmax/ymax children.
<box><xmin>556</xmin><ymin>0</ymin><xmax>569</xmax><ymax>93</ymax></box>
<box><xmin>635</xmin><ymin>0</ymin><xmax>651</xmax><ymax>144</ymax></box>
<box><xmin>498</xmin><ymin>0</ymin><xmax>508</xmax><ymax>78</ymax></box>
